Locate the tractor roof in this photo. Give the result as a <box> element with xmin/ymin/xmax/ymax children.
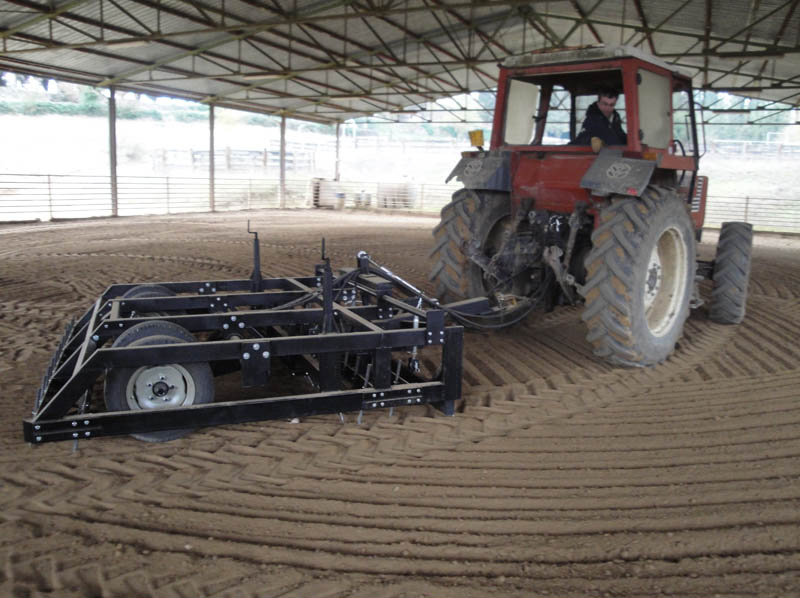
<box><xmin>503</xmin><ymin>45</ymin><xmax>689</xmax><ymax>78</ymax></box>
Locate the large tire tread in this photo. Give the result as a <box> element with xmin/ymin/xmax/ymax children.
<box><xmin>709</xmin><ymin>222</ymin><xmax>753</xmax><ymax>325</ymax></box>
<box><xmin>579</xmin><ymin>185</ymin><xmax>695</xmax><ymax>367</ymax></box>
<box><xmin>429</xmin><ymin>189</ymin><xmax>476</xmax><ymax>302</ymax></box>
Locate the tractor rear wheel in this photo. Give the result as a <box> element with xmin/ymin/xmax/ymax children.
<box><xmin>105</xmin><ymin>321</ymin><xmax>214</xmax><ymax>442</ymax></box>
<box><xmin>709</xmin><ymin>221</ymin><xmax>753</xmax><ymax>324</ymax></box>
<box><xmin>429</xmin><ymin>189</ymin><xmax>516</xmax><ymax>302</ymax></box>
<box><xmin>579</xmin><ymin>186</ymin><xmax>696</xmax><ymax>366</ymax></box>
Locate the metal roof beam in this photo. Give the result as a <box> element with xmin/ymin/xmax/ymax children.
<box><xmin>546</xmin><ymin>10</ymin><xmax>786</xmax><ymax>51</ymax></box>
<box><xmin>473</xmin><ymin>6</ymin><xmax>516</xmax><ymax>60</ymax></box>
<box><xmin>517</xmin><ymin>5</ymin><xmax>561</xmax><ymax>47</ymax></box>
<box><xmin>0</xmin><ymin>0</ymin><xmax>93</xmax><ymax>40</ymax></box>
<box><xmin>107</xmin><ymin>0</ymin><xmax>154</xmax><ymax>35</ymax></box>
<box><xmin>630</xmin><ymin>0</ymin><xmax>655</xmax><ymax>54</ymax></box>
<box><xmin>425</xmin><ymin>0</ymin><xmax>470</xmax><ymax>61</ymax></box>
<box><xmin>748</xmin><ymin>105</ymin><xmax>796</xmax><ymax>123</ymax></box>
<box><xmin>562</xmin><ymin>0</ymin><xmax>603</xmax><ymax>45</ymax></box>
<box><xmin>96</xmin><ymin>0</ymin><xmax>350</xmax><ymax>87</ymax></box>
<box><xmin>427</xmin><ymin>0</ymin><xmax>513</xmax><ymax>60</ymax></box>
<box><xmin>709</xmin><ymin>0</ymin><xmax>795</xmax><ymax>52</ymax></box>
<box><xmin>235</xmin><ymin>0</ymin><xmax>458</xmax><ymax>97</ymax></box>
<box><xmin>625</xmin><ymin>0</ymin><xmax>692</xmax><ymax>47</ymax></box>
<box><xmin>756</xmin><ymin>0</ymin><xmax>800</xmax><ymax>79</ymax></box>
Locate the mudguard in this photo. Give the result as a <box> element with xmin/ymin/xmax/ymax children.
<box><xmin>445</xmin><ymin>150</ymin><xmax>511</xmax><ymax>191</ymax></box>
<box><xmin>579</xmin><ymin>148</ymin><xmax>656</xmax><ymax>197</ymax></box>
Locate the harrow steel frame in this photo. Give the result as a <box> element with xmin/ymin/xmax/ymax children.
<box><xmin>24</xmin><ymin>237</ymin><xmax>475</xmax><ymax>444</ymax></box>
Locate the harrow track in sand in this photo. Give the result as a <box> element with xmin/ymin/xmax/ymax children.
<box><xmin>0</xmin><ymin>211</ymin><xmax>798</xmax><ymax>597</ymax></box>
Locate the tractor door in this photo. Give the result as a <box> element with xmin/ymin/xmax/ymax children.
<box><xmin>671</xmin><ymin>79</ymin><xmax>706</xmax><ymax>229</ymax></box>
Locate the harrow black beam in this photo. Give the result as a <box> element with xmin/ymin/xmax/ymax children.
<box><xmin>24</xmin><ymin>238</ymin><xmax>470</xmax><ymax>444</ymax></box>
<box><xmin>26</xmin><ymin>383</ymin><xmax>447</xmax><ymax>444</ymax></box>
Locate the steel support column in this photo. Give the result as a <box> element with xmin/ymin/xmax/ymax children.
<box><xmin>209</xmin><ymin>104</ymin><xmax>216</xmax><ymax>212</ymax></box>
<box><xmin>108</xmin><ymin>86</ymin><xmax>119</xmax><ymax>217</ymax></box>
<box><xmin>335</xmin><ymin>122</ymin><xmax>341</xmax><ymax>181</ymax></box>
<box><xmin>280</xmin><ymin>115</ymin><xmax>287</xmax><ymax>208</ymax></box>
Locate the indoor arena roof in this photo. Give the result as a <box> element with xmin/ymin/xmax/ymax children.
<box><xmin>1</xmin><ymin>0</ymin><xmax>799</xmax><ymax>124</ymax></box>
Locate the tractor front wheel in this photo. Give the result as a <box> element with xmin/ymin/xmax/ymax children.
<box><xmin>709</xmin><ymin>221</ymin><xmax>753</xmax><ymax>324</ymax></box>
<box><xmin>579</xmin><ymin>186</ymin><xmax>696</xmax><ymax>366</ymax></box>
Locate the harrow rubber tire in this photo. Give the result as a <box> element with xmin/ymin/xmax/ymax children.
<box><xmin>709</xmin><ymin>221</ymin><xmax>753</xmax><ymax>325</ymax></box>
<box><xmin>428</xmin><ymin>188</ymin><xmax>510</xmax><ymax>302</ymax></box>
<box><xmin>579</xmin><ymin>186</ymin><xmax>696</xmax><ymax>367</ymax></box>
<box><xmin>121</xmin><ymin>284</ymin><xmax>175</xmax><ymax>299</ymax></box>
<box><xmin>115</xmin><ymin>320</ymin><xmax>196</xmax><ymax>346</ymax></box>
<box><xmin>105</xmin><ymin>322</ymin><xmax>213</xmax><ymax>443</ymax></box>
<box><xmin>121</xmin><ymin>284</ymin><xmax>178</xmax><ymax>317</ymax></box>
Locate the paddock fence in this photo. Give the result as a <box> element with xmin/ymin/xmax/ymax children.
<box><xmin>0</xmin><ymin>173</ymin><xmax>797</xmax><ymax>234</ymax></box>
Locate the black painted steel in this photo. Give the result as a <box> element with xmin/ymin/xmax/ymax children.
<box><xmin>24</xmin><ymin>250</ymin><xmax>464</xmax><ymax>444</ymax></box>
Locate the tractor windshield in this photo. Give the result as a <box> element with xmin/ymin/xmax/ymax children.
<box><xmin>502</xmin><ymin>69</ymin><xmax>626</xmax><ymax>147</ymax></box>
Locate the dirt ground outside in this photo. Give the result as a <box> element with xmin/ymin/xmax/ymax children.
<box><xmin>1</xmin><ymin>209</ymin><xmax>799</xmax><ymax>597</ymax></box>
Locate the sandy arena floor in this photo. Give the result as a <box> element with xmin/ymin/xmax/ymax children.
<box><xmin>1</xmin><ymin>210</ymin><xmax>799</xmax><ymax>597</ymax></box>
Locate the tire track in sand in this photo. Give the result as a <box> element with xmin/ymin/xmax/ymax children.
<box><xmin>1</xmin><ymin>211</ymin><xmax>798</xmax><ymax>597</ymax></box>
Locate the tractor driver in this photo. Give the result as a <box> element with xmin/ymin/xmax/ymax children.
<box><xmin>572</xmin><ymin>87</ymin><xmax>627</xmax><ymax>147</ymax></box>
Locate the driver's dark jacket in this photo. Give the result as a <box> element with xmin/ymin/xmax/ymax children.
<box><xmin>571</xmin><ymin>101</ymin><xmax>628</xmax><ymax>146</ymax></box>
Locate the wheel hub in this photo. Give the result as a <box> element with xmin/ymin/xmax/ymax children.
<box><xmin>153</xmin><ymin>380</ymin><xmax>170</xmax><ymax>396</ymax></box>
<box><xmin>644</xmin><ymin>252</ymin><xmax>663</xmax><ymax>308</ymax></box>
<box><xmin>126</xmin><ymin>364</ymin><xmax>196</xmax><ymax>410</ymax></box>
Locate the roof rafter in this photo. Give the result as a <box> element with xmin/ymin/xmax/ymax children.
<box><xmin>0</xmin><ymin>0</ymin><xmax>93</xmax><ymax>40</ymax></box>
<box><xmin>630</xmin><ymin>0</ymin><xmax>655</xmax><ymax>54</ymax></box>
<box><xmin>564</xmin><ymin>0</ymin><xmax>603</xmax><ymax>45</ymax></box>
<box><xmin>2</xmin><ymin>0</ymin><xmax>800</xmax><ymax>124</ymax></box>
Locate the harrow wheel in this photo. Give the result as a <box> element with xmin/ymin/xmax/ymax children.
<box><xmin>104</xmin><ymin>321</ymin><xmax>214</xmax><ymax>442</ymax></box>
<box><xmin>122</xmin><ymin>284</ymin><xmax>175</xmax><ymax>300</ymax></box>
<box><xmin>579</xmin><ymin>186</ymin><xmax>696</xmax><ymax>367</ymax></box>
<box><xmin>121</xmin><ymin>284</ymin><xmax>179</xmax><ymax>317</ymax></box>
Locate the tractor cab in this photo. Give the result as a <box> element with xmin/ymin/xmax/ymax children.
<box><xmin>496</xmin><ymin>46</ymin><xmax>698</xmax><ymax>159</ymax></box>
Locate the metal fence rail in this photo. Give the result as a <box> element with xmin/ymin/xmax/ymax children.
<box><xmin>1</xmin><ymin>173</ymin><xmax>798</xmax><ymax>234</ymax></box>
<box><xmin>0</xmin><ymin>174</ymin><xmax>312</xmax><ymax>221</ymax></box>
<box><xmin>704</xmin><ymin>195</ymin><xmax>800</xmax><ymax>233</ymax></box>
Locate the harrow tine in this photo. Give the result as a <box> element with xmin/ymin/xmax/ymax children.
<box><xmin>34</xmin><ymin>388</ymin><xmax>42</xmax><ymax>415</ymax></box>
<box><xmin>34</xmin><ymin>317</ymin><xmax>81</xmax><ymax>417</ymax></box>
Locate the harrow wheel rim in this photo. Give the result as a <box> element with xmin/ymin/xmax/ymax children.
<box><xmin>126</xmin><ymin>364</ymin><xmax>196</xmax><ymax>410</ymax></box>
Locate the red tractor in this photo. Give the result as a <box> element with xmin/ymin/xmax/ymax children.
<box><xmin>430</xmin><ymin>46</ymin><xmax>753</xmax><ymax>366</ymax></box>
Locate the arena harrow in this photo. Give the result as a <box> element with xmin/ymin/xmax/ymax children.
<box><xmin>24</xmin><ymin>231</ymin><xmax>488</xmax><ymax>444</ymax></box>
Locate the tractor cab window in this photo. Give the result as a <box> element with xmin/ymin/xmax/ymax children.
<box><xmin>575</xmin><ymin>93</ymin><xmax>627</xmax><ymax>122</ymax></box>
<box><xmin>503</xmin><ymin>69</ymin><xmax>626</xmax><ymax>147</ymax></box>
<box><xmin>638</xmin><ymin>69</ymin><xmax>672</xmax><ymax>148</ymax></box>
<box><xmin>503</xmin><ymin>78</ymin><xmax>540</xmax><ymax>145</ymax></box>
<box><xmin>672</xmin><ymin>85</ymin><xmax>696</xmax><ymax>156</ymax></box>
<box><xmin>543</xmin><ymin>86</ymin><xmax>571</xmax><ymax>144</ymax></box>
